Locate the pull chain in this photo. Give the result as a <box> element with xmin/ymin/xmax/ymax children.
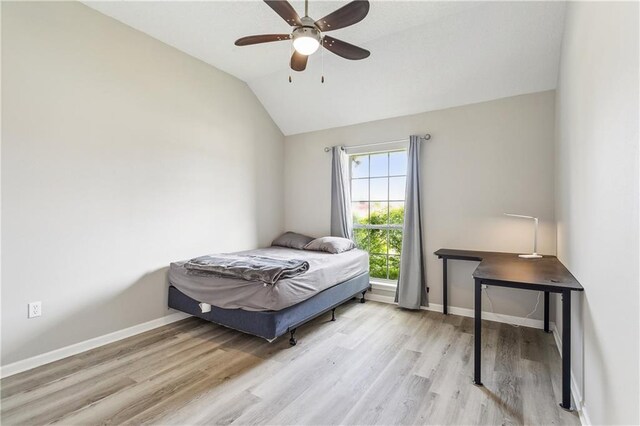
<box><xmin>321</xmin><ymin>39</ymin><xmax>325</xmax><ymax>83</ymax></box>
<box><xmin>288</xmin><ymin>42</ymin><xmax>293</xmax><ymax>83</ymax></box>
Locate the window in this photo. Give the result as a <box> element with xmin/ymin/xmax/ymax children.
<box><xmin>350</xmin><ymin>150</ymin><xmax>407</xmax><ymax>282</ymax></box>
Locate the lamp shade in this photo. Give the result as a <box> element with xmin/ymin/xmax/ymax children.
<box><xmin>292</xmin><ymin>26</ymin><xmax>320</xmax><ymax>56</ymax></box>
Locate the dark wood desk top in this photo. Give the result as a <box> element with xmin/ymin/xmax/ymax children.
<box><xmin>434</xmin><ymin>248</ymin><xmax>583</xmax><ymax>291</ymax></box>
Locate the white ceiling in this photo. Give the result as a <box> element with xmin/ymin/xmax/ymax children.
<box><xmin>84</xmin><ymin>1</ymin><xmax>566</xmax><ymax>135</ymax></box>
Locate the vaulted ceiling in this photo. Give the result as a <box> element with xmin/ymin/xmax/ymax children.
<box><xmin>84</xmin><ymin>1</ymin><xmax>566</xmax><ymax>135</ymax></box>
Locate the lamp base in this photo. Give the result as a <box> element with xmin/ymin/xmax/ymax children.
<box><xmin>519</xmin><ymin>254</ymin><xmax>543</xmax><ymax>259</ymax></box>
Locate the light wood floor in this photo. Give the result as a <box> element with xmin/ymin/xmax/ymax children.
<box><xmin>1</xmin><ymin>301</ymin><xmax>580</xmax><ymax>425</ymax></box>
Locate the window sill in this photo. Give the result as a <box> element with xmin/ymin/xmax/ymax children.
<box><xmin>370</xmin><ymin>280</ymin><xmax>398</xmax><ymax>292</ymax></box>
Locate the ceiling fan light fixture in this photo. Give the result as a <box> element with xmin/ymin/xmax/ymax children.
<box><xmin>292</xmin><ymin>26</ymin><xmax>320</xmax><ymax>56</ymax></box>
<box><xmin>234</xmin><ymin>0</ymin><xmax>371</xmax><ymax>72</ymax></box>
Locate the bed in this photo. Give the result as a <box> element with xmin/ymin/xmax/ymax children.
<box><xmin>168</xmin><ymin>246</ymin><xmax>370</xmax><ymax>345</ymax></box>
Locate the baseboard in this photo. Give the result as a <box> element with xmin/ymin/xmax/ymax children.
<box><xmin>0</xmin><ymin>311</ymin><xmax>191</xmax><ymax>379</ymax></box>
<box><xmin>551</xmin><ymin>325</ymin><xmax>591</xmax><ymax>426</ymax></box>
<box><xmin>366</xmin><ymin>293</ymin><xmax>548</xmax><ymax>330</ymax></box>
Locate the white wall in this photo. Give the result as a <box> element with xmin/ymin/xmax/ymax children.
<box><xmin>1</xmin><ymin>2</ymin><xmax>284</xmax><ymax>366</ymax></box>
<box><xmin>554</xmin><ymin>2</ymin><xmax>639</xmax><ymax>424</ymax></box>
<box><xmin>285</xmin><ymin>91</ymin><xmax>556</xmax><ymax>319</ymax></box>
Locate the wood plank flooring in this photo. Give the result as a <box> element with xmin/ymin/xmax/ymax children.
<box><xmin>1</xmin><ymin>301</ymin><xmax>580</xmax><ymax>425</ymax></box>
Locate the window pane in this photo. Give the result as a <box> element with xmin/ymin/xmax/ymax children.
<box><xmin>389</xmin><ymin>151</ymin><xmax>407</xmax><ymax>176</ymax></box>
<box><xmin>351</xmin><ymin>155</ymin><xmax>369</xmax><ymax>178</ymax></box>
<box><xmin>352</xmin><ymin>202</ymin><xmax>369</xmax><ymax>225</ymax></box>
<box><xmin>351</xmin><ymin>179</ymin><xmax>368</xmax><ymax>201</ymax></box>
<box><xmin>354</xmin><ymin>228</ymin><xmax>369</xmax><ymax>251</ymax></box>
<box><xmin>369</xmin><ymin>229</ymin><xmax>387</xmax><ymax>254</ymax></box>
<box><xmin>389</xmin><ymin>177</ymin><xmax>406</xmax><ymax>201</ymax></box>
<box><xmin>389</xmin><ymin>202</ymin><xmax>404</xmax><ymax>225</ymax></box>
<box><xmin>370</xmin><ymin>202</ymin><xmax>388</xmax><ymax>225</ymax></box>
<box><xmin>370</xmin><ymin>254</ymin><xmax>387</xmax><ymax>279</ymax></box>
<box><xmin>389</xmin><ymin>230</ymin><xmax>402</xmax><ymax>255</ymax></box>
<box><xmin>370</xmin><ymin>153</ymin><xmax>388</xmax><ymax>177</ymax></box>
<box><xmin>370</xmin><ymin>178</ymin><xmax>388</xmax><ymax>201</ymax></box>
<box><xmin>388</xmin><ymin>255</ymin><xmax>401</xmax><ymax>280</ymax></box>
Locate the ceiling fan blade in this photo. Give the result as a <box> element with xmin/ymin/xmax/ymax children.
<box><xmin>290</xmin><ymin>51</ymin><xmax>308</xmax><ymax>71</ymax></box>
<box><xmin>264</xmin><ymin>0</ymin><xmax>302</xmax><ymax>26</ymax></box>
<box><xmin>315</xmin><ymin>0</ymin><xmax>370</xmax><ymax>32</ymax></box>
<box><xmin>323</xmin><ymin>36</ymin><xmax>370</xmax><ymax>60</ymax></box>
<box><xmin>235</xmin><ymin>34</ymin><xmax>291</xmax><ymax>46</ymax></box>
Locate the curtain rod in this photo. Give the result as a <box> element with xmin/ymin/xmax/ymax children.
<box><xmin>323</xmin><ymin>134</ymin><xmax>431</xmax><ymax>152</ymax></box>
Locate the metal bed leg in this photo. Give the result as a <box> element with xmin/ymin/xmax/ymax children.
<box><xmin>289</xmin><ymin>329</ymin><xmax>297</xmax><ymax>346</ymax></box>
<box><xmin>360</xmin><ymin>291</ymin><xmax>366</xmax><ymax>303</ymax></box>
<box><xmin>331</xmin><ymin>308</ymin><xmax>336</xmax><ymax>321</ymax></box>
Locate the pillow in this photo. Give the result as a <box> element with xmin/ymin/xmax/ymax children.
<box><xmin>271</xmin><ymin>232</ymin><xmax>315</xmax><ymax>250</ymax></box>
<box><xmin>304</xmin><ymin>236</ymin><xmax>356</xmax><ymax>254</ymax></box>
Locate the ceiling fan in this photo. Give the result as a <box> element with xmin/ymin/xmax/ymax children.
<box><xmin>234</xmin><ymin>0</ymin><xmax>370</xmax><ymax>73</ymax></box>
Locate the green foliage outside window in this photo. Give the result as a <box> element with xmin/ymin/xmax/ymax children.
<box><xmin>354</xmin><ymin>205</ymin><xmax>404</xmax><ymax>281</ymax></box>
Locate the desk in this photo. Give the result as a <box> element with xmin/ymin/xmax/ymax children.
<box><xmin>434</xmin><ymin>249</ymin><xmax>584</xmax><ymax>410</ymax></box>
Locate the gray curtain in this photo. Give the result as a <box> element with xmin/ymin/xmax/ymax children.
<box><xmin>330</xmin><ymin>146</ymin><xmax>353</xmax><ymax>240</ymax></box>
<box><xmin>395</xmin><ymin>136</ymin><xmax>427</xmax><ymax>309</ymax></box>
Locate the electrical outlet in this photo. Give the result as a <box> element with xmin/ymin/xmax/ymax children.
<box><xmin>28</xmin><ymin>301</ymin><xmax>42</xmax><ymax>318</ymax></box>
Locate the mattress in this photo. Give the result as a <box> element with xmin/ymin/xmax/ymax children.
<box><xmin>168</xmin><ymin>272</ymin><xmax>371</xmax><ymax>340</ymax></box>
<box><xmin>169</xmin><ymin>246</ymin><xmax>369</xmax><ymax>311</ymax></box>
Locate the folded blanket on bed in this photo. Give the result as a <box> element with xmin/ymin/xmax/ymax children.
<box><xmin>184</xmin><ymin>254</ymin><xmax>310</xmax><ymax>285</ymax></box>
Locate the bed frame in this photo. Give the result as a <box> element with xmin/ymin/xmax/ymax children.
<box><xmin>168</xmin><ymin>272</ymin><xmax>370</xmax><ymax>345</ymax></box>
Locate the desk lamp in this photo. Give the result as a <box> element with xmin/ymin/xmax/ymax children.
<box><xmin>504</xmin><ymin>213</ymin><xmax>543</xmax><ymax>259</ymax></box>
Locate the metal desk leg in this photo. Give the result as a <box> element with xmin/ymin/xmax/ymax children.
<box><xmin>442</xmin><ymin>258</ymin><xmax>448</xmax><ymax>315</ymax></box>
<box><xmin>561</xmin><ymin>289</ymin><xmax>572</xmax><ymax>410</ymax></box>
<box><xmin>473</xmin><ymin>278</ymin><xmax>482</xmax><ymax>386</ymax></box>
<box><xmin>544</xmin><ymin>291</ymin><xmax>550</xmax><ymax>333</ymax></box>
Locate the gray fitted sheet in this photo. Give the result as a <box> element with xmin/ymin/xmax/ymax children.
<box><xmin>169</xmin><ymin>247</ymin><xmax>369</xmax><ymax>311</ymax></box>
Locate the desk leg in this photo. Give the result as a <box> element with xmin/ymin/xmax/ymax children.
<box><xmin>473</xmin><ymin>278</ymin><xmax>483</xmax><ymax>386</ymax></box>
<box><xmin>561</xmin><ymin>289</ymin><xmax>572</xmax><ymax>410</ymax></box>
<box><xmin>442</xmin><ymin>258</ymin><xmax>448</xmax><ymax>315</ymax></box>
<box><xmin>544</xmin><ymin>291</ymin><xmax>550</xmax><ymax>333</ymax></box>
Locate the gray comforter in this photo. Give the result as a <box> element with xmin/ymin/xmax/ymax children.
<box><xmin>184</xmin><ymin>254</ymin><xmax>310</xmax><ymax>285</ymax></box>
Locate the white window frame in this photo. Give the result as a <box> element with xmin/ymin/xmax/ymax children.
<box><xmin>348</xmin><ymin>146</ymin><xmax>407</xmax><ymax>287</ymax></box>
